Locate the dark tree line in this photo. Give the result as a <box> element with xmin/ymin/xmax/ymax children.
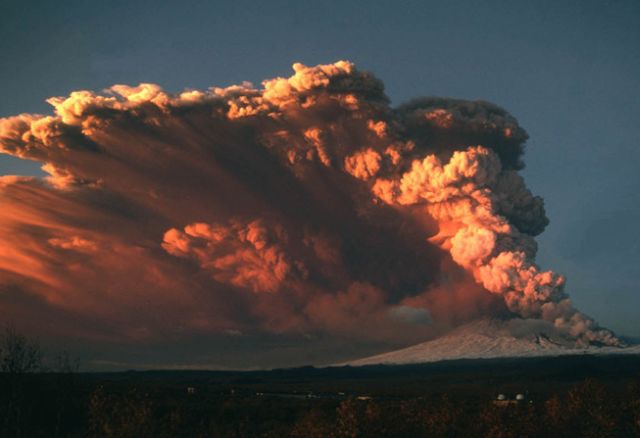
<box><xmin>0</xmin><ymin>329</ymin><xmax>639</xmax><ymax>437</ymax></box>
<box><xmin>78</xmin><ymin>380</ymin><xmax>640</xmax><ymax>438</ymax></box>
<box><xmin>0</xmin><ymin>327</ymin><xmax>82</xmax><ymax>437</ymax></box>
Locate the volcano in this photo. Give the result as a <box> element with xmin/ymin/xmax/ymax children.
<box><xmin>347</xmin><ymin>319</ymin><xmax>640</xmax><ymax>366</ymax></box>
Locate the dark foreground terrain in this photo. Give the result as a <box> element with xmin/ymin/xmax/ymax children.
<box><xmin>2</xmin><ymin>355</ymin><xmax>640</xmax><ymax>437</ymax></box>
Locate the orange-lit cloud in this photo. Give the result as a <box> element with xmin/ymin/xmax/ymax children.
<box><xmin>162</xmin><ymin>219</ymin><xmax>301</xmax><ymax>293</ymax></box>
<box><xmin>0</xmin><ymin>61</ymin><xmax>618</xmax><ymax>354</ymax></box>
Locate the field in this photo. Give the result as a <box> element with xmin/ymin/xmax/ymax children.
<box><xmin>1</xmin><ymin>354</ymin><xmax>640</xmax><ymax>437</ymax></box>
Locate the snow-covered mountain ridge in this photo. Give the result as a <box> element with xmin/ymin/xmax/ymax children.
<box><xmin>347</xmin><ymin>319</ymin><xmax>640</xmax><ymax>366</ymax></box>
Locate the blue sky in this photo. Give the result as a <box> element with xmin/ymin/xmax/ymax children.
<box><xmin>1</xmin><ymin>0</ymin><xmax>639</xmax><ymax>336</ymax></box>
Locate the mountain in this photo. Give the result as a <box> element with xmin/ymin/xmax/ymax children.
<box><xmin>347</xmin><ymin>319</ymin><xmax>640</xmax><ymax>366</ymax></box>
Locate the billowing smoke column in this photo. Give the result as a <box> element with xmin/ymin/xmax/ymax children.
<box><xmin>372</xmin><ymin>146</ymin><xmax>616</xmax><ymax>345</ymax></box>
<box><xmin>0</xmin><ymin>61</ymin><xmax>619</xmax><ymax>347</ymax></box>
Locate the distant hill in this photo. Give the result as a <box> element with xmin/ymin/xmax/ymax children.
<box><xmin>347</xmin><ymin>319</ymin><xmax>640</xmax><ymax>366</ymax></box>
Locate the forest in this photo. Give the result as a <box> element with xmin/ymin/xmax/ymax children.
<box><xmin>1</xmin><ymin>329</ymin><xmax>639</xmax><ymax>437</ymax></box>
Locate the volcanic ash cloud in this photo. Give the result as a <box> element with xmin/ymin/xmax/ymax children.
<box><xmin>0</xmin><ymin>61</ymin><xmax>619</xmax><ymax>347</ymax></box>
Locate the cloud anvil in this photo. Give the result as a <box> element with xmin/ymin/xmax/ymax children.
<box><xmin>0</xmin><ymin>61</ymin><xmax>618</xmax><ymax>354</ymax></box>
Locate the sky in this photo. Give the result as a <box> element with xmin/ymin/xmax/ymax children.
<box><xmin>0</xmin><ymin>0</ymin><xmax>638</xmax><ymax>368</ymax></box>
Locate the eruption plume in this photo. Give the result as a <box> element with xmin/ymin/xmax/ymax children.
<box><xmin>373</xmin><ymin>146</ymin><xmax>617</xmax><ymax>345</ymax></box>
<box><xmin>0</xmin><ymin>61</ymin><xmax>619</xmax><ymax>354</ymax></box>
